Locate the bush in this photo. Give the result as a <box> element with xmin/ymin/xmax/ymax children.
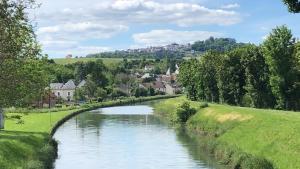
<box><xmin>174</xmin><ymin>102</ymin><xmax>197</xmax><ymax>123</ymax></box>
<box><xmin>25</xmin><ymin>160</ymin><xmax>44</xmax><ymax>169</ymax></box>
<box><xmin>234</xmin><ymin>153</ymin><xmax>274</xmax><ymax>169</ymax></box>
<box><xmin>199</xmin><ymin>102</ymin><xmax>209</xmax><ymax>108</ymax></box>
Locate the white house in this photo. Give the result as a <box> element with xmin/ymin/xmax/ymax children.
<box><xmin>50</xmin><ymin>80</ymin><xmax>86</xmax><ymax>102</ymax></box>
<box><xmin>165</xmin><ymin>83</ymin><xmax>181</xmax><ymax>95</ymax></box>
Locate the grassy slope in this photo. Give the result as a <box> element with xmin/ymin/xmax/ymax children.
<box><xmin>153</xmin><ymin>96</ymin><xmax>300</xmax><ymax>169</ymax></box>
<box><xmin>53</xmin><ymin>57</ymin><xmax>124</xmax><ymax>65</ymax></box>
<box><xmin>53</xmin><ymin>57</ymin><xmax>139</xmax><ymax>66</ymax></box>
<box><xmin>0</xmin><ymin>109</ymin><xmax>80</xmax><ymax>168</ymax></box>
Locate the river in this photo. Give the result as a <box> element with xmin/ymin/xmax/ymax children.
<box><xmin>53</xmin><ymin>105</ymin><xmax>219</xmax><ymax>169</ymax></box>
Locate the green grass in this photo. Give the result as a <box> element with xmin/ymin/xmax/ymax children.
<box><xmin>53</xmin><ymin>57</ymin><xmax>137</xmax><ymax>65</ymax></box>
<box><xmin>0</xmin><ymin>109</ymin><xmax>80</xmax><ymax>169</ymax></box>
<box><xmin>153</xmin><ymin>96</ymin><xmax>300</xmax><ymax>169</ymax></box>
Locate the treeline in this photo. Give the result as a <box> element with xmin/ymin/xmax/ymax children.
<box><xmin>179</xmin><ymin>26</ymin><xmax>300</xmax><ymax>111</ymax></box>
<box><xmin>87</xmin><ymin>50</ymin><xmax>185</xmax><ymax>60</ymax></box>
<box><xmin>192</xmin><ymin>37</ymin><xmax>245</xmax><ymax>53</ymax></box>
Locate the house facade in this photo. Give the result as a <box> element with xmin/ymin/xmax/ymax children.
<box><xmin>50</xmin><ymin>80</ymin><xmax>86</xmax><ymax>102</ymax></box>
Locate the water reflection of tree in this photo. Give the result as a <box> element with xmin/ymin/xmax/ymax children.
<box><xmin>175</xmin><ymin>128</ymin><xmax>222</xmax><ymax>169</ymax></box>
<box><xmin>75</xmin><ymin>112</ymin><xmax>106</xmax><ymax>140</ymax></box>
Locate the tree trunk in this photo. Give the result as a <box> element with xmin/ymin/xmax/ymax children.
<box><xmin>0</xmin><ymin>108</ymin><xmax>4</xmax><ymax>129</ymax></box>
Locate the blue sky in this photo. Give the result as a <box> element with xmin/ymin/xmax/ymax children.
<box><xmin>33</xmin><ymin>0</ymin><xmax>300</xmax><ymax>58</ymax></box>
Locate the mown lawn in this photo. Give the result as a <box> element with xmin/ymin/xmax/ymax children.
<box><xmin>0</xmin><ymin>109</ymin><xmax>80</xmax><ymax>169</ymax></box>
<box><xmin>153</xmin><ymin>96</ymin><xmax>300</xmax><ymax>169</ymax></box>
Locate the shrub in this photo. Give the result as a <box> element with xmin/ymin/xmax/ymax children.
<box><xmin>199</xmin><ymin>102</ymin><xmax>209</xmax><ymax>108</ymax></box>
<box><xmin>174</xmin><ymin>102</ymin><xmax>197</xmax><ymax>123</ymax></box>
<box><xmin>234</xmin><ymin>153</ymin><xmax>274</xmax><ymax>169</ymax></box>
<box><xmin>7</xmin><ymin>114</ymin><xmax>22</xmax><ymax>119</ymax></box>
<box><xmin>25</xmin><ymin>160</ymin><xmax>44</xmax><ymax>169</ymax></box>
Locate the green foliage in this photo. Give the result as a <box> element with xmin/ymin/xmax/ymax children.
<box><xmin>179</xmin><ymin>26</ymin><xmax>300</xmax><ymax>110</ymax></box>
<box><xmin>283</xmin><ymin>0</ymin><xmax>300</xmax><ymax>13</ymax></box>
<box><xmin>240</xmin><ymin>45</ymin><xmax>275</xmax><ymax>108</ymax></box>
<box><xmin>262</xmin><ymin>26</ymin><xmax>297</xmax><ymax>109</ymax></box>
<box><xmin>0</xmin><ymin>0</ymin><xmax>50</xmax><ymax>107</ymax></box>
<box><xmin>174</xmin><ymin>102</ymin><xmax>197</xmax><ymax>123</ymax></box>
<box><xmin>178</xmin><ymin>59</ymin><xmax>200</xmax><ymax>100</ymax></box>
<box><xmin>74</xmin><ymin>88</ymin><xmax>86</xmax><ymax>102</ymax></box>
<box><xmin>192</xmin><ymin>37</ymin><xmax>245</xmax><ymax>53</ymax></box>
<box><xmin>84</xmin><ymin>74</ymin><xmax>97</xmax><ymax>99</ymax></box>
<box><xmin>133</xmin><ymin>88</ymin><xmax>148</xmax><ymax>98</ymax></box>
<box><xmin>198</xmin><ymin>51</ymin><xmax>222</xmax><ymax>102</ymax></box>
<box><xmin>96</xmin><ymin>87</ymin><xmax>107</xmax><ymax>100</ymax></box>
<box><xmin>199</xmin><ymin>102</ymin><xmax>209</xmax><ymax>108</ymax></box>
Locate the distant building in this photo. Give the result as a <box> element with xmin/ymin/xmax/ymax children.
<box><xmin>165</xmin><ymin>83</ymin><xmax>181</xmax><ymax>95</ymax></box>
<box><xmin>139</xmin><ymin>81</ymin><xmax>166</xmax><ymax>93</ymax></box>
<box><xmin>141</xmin><ymin>73</ymin><xmax>152</xmax><ymax>79</ymax></box>
<box><xmin>50</xmin><ymin>80</ymin><xmax>86</xmax><ymax>102</ymax></box>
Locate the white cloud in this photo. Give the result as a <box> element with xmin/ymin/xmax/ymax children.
<box><xmin>37</xmin><ymin>0</ymin><xmax>241</xmax><ymax>27</ymax></box>
<box><xmin>37</xmin><ymin>22</ymin><xmax>128</xmax><ymax>40</ymax></box>
<box><xmin>221</xmin><ymin>3</ymin><xmax>240</xmax><ymax>9</ymax></box>
<box><xmin>39</xmin><ymin>38</ymin><xmax>111</xmax><ymax>57</ymax></box>
<box><xmin>132</xmin><ymin>29</ymin><xmax>223</xmax><ymax>47</ymax></box>
<box><xmin>34</xmin><ymin>0</ymin><xmax>241</xmax><ymax>57</ymax></box>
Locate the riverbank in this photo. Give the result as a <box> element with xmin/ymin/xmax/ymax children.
<box><xmin>153</xmin><ymin>96</ymin><xmax>300</xmax><ymax>169</ymax></box>
<box><xmin>0</xmin><ymin>95</ymin><xmax>178</xmax><ymax>169</ymax></box>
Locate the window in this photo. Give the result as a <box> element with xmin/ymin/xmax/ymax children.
<box><xmin>68</xmin><ymin>92</ymin><xmax>70</xmax><ymax>96</ymax></box>
<box><xmin>57</xmin><ymin>92</ymin><xmax>60</xmax><ymax>96</ymax></box>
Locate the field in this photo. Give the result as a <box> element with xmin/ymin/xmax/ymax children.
<box><xmin>53</xmin><ymin>57</ymin><xmax>135</xmax><ymax>65</ymax></box>
<box><xmin>153</xmin><ymin>96</ymin><xmax>300</xmax><ymax>169</ymax></box>
<box><xmin>0</xmin><ymin>109</ymin><xmax>80</xmax><ymax>169</ymax></box>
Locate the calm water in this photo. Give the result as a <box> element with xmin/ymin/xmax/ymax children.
<box><xmin>54</xmin><ymin>105</ymin><xmax>219</xmax><ymax>169</ymax></box>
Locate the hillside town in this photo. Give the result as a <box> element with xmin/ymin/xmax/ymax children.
<box><xmin>46</xmin><ymin>65</ymin><xmax>182</xmax><ymax>107</ymax></box>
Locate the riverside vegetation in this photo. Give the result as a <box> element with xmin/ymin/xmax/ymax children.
<box><xmin>153</xmin><ymin>96</ymin><xmax>300</xmax><ymax>169</ymax></box>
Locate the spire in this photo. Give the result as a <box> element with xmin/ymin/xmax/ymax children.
<box><xmin>166</xmin><ymin>68</ymin><xmax>171</xmax><ymax>76</ymax></box>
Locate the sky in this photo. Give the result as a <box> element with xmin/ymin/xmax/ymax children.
<box><xmin>31</xmin><ymin>0</ymin><xmax>300</xmax><ymax>58</ymax></box>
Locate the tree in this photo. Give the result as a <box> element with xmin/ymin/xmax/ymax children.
<box><xmin>240</xmin><ymin>45</ymin><xmax>275</xmax><ymax>108</ymax></box>
<box><xmin>0</xmin><ymin>0</ymin><xmax>46</xmax><ymax>129</ymax></box>
<box><xmin>84</xmin><ymin>74</ymin><xmax>97</xmax><ymax>100</ymax></box>
<box><xmin>96</xmin><ymin>87</ymin><xmax>107</xmax><ymax>101</ymax></box>
<box><xmin>283</xmin><ymin>0</ymin><xmax>300</xmax><ymax>13</ymax></box>
<box><xmin>218</xmin><ymin>49</ymin><xmax>246</xmax><ymax>105</ymax></box>
<box><xmin>262</xmin><ymin>26</ymin><xmax>295</xmax><ymax>109</ymax></box>
<box><xmin>199</xmin><ymin>51</ymin><xmax>222</xmax><ymax>102</ymax></box>
<box><xmin>74</xmin><ymin>88</ymin><xmax>86</xmax><ymax>102</ymax></box>
<box><xmin>178</xmin><ymin>59</ymin><xmax>200</xmax><ymax>101</ymax></box>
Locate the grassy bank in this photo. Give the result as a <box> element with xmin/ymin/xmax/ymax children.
<box><xmin>0</xmin><ymin>109</ymin><xmax>78</xmax><ymax>169</ymax></box>
<box><xmin>0</xmin><ymin>95</ymin><xmax>177</xmax><ymax>169</ymax></box>
<box><xmin>153</xmin><ymin>96</ymin><xmax>300</xmax><ymax>169</ymax></box>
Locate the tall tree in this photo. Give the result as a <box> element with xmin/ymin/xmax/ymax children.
<box><xmin>178</xmin><ymin>59</ymin><xmax>200</xmax><ymax>101</ymax></box>
<box><xmin>218</xmin><ymin>49</ymin><xmax>246</xmax><ymax>105</ymax></box>
<box><xmin>283</xmin><ymin>0</ymin><xmax>300</xmax><ymax>13</ymax></box>
<box><xmin>0</xmin><ymin>0</ymin><xmax>47</xmax><ymax>128</ymax></box>
<box><xmin>262</xmin><ymin>26</ymin><xmax>295</xmax><ymax>109</ymax></box>
<box><xmin>199</xmin><ymin>51</ymin><xmax>222</xmax><ymax>102</ymax></box>
<box><xmin>240</xmin><ymin>45</ymin><xmax>275</xmax><ymax>108</ymax></box>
